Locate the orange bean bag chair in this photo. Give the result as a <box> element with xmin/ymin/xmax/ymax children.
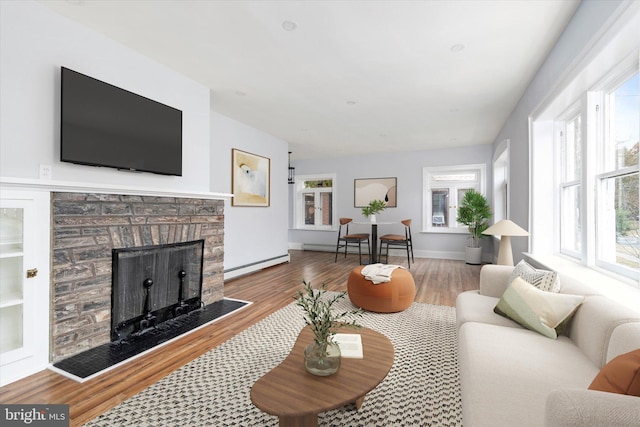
<box><xmin>347</xmin><ymin>266</ymin><xmax>416</xmax><ymax>313</ymax></box>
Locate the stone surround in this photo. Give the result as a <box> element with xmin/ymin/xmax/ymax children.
<box><xmin>51</xmin><ymin>192</ymin><xmax>225</xmax><ymax>362</ymax></box>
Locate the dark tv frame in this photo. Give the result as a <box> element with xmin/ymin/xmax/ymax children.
<box><xmin>60</xmin><ymin>67</ymin><xmax>183</xmax><ymax>176</ymax></box>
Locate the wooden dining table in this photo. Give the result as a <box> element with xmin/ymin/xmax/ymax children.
<box><xmin>250</xmin><ymin>325</ymin><xmax>394</xmax><ymax>427</ymax></box>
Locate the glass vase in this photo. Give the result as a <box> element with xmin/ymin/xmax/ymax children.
<box><xmin>304</xmin><ymin>340</ymin><xmax>341</xmax><ymax>376</ymax></box>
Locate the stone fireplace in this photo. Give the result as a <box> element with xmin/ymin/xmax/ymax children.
<box><xmin>51</xmin><ymin>192</ymin><xmax>225</xmax><ymax>362</ymax></box>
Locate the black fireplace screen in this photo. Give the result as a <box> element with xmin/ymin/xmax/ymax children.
<box><xmin>111</xmin><ymin>239</ymin><xmax>204</xmax><ymax>341</ymax></box>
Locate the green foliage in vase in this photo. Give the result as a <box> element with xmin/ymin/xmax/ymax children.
<box><xmin>362</xmin><ymin>199</ymin><xmax>387</xmax><ymax>217</ymax></box>
<box><xmin>456</xmin><ymin>189</ymin><xmax>492</xmax><ymax>248</ymax></box>
<box><xmin>294</xmin><ymin>280</ymin><xmax>362</xmax><ymax>345</ymax></box>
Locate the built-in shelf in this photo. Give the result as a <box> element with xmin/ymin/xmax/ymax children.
<box><xmin>0</xmin><ymin>177</ymin><xmax>233</xmax><ymax>200</ymax></box>
<box><xmin>0</xmin><ymin>299</ymin><xmax>23</xmax><ymax>309</ymax></box>
<box><xmin>0</xmin><ymin>251</ymin><xmax>23</xmax><ymax>259</ymax></box>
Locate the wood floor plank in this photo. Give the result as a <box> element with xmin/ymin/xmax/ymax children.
<box><xmin>0</xmin><ymin>250</ymin><xmax>481</xmax><ymax>426</ymax></box>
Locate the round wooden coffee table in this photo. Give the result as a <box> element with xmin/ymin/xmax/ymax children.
<box><xmin>250</xmin><ymin>325</ymin><xmax>394</xmax><ymax>427</ymax></box>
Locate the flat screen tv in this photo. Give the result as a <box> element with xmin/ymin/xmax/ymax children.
<box><xmin>61</xmin><ymin>67</ymin><xmax>183</xmax><ymax>176</ymax></box>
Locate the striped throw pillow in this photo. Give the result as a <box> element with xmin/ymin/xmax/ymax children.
<box><xmin>508</xmin><ymin>260</ymin><xmax>560</xmax><ymax>293</ymax></box>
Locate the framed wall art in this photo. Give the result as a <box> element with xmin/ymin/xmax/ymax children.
<box><xmin>354</xmin><ymin>177</ymin><xmax>397</xmax><ymax>208</ymax></box>
<box><xmin>231</xmin><ymin>148</ymin><xmax>270</xmax><ymax>207</ymax></box>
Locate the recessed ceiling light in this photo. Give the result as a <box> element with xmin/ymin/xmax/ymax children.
<box><xmin>282</xmin><ymin>20</ymin><xmax>297</xmax><ymax>31</ymax></box>
<box><xmin>450</xmin><ymin>44</ymin><xmax>465</xmax><ymax>53</ymax></box>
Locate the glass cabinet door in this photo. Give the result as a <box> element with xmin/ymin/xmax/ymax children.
<box><xmin>0</xmin><ymin>189</ymin><xmax>49</xmax><ymax>386</ymax></box>
<box><xmin>0</xmin><ymin>204</ymin><xmax>27</xmax><ymax>361</ymax></box>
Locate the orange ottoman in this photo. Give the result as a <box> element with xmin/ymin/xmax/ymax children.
<box><xmin>347</xmin><ymin>266</ymin><xmax>416</xmax><ymax>313</ymax></box>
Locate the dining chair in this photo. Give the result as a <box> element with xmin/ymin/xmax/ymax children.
<box><xmin>379</xmin><ymin>219</ymin><xmax>414</xmax><ymax>268</ymax></box>
<box><xmin>335</xmin><ymin>218</ymin><xmax>370</xmax><ymax>265</ymax></box>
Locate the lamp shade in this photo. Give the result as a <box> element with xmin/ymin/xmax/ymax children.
<box><xmin>482</xmin><ymin>219</ymin><xmax>529</xmax><ymax>266</ymax></box>
<box><xmin>483</xmin><ymin>219</ymin><xmax>529</xmax><ymax>237</ymax></box>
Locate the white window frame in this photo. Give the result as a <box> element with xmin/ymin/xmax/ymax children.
<box><xmin>592</xmin><ymin>66</ymin><xmax>639</xmax><ymax>279</ymax></box>
<box><xmin>557</xmin><ymin>102</ymin><xmax>584</xmax><ymax>260</ymax></box>
<box><xmin>422</xmin><ymin>164</ymin><xmax>486</xmax><ymax>233</ymax></box>
<box><xmin>293</xmin><ymin>173</ymin><xmax>337</xmax><ymax>231</ymax></box>
<box><xmin>492</xmin><ymin>139</ymin><xmax>510</xmax><ymax>224</ymax></box>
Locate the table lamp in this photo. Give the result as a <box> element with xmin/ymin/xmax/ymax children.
<box><xmin>482</xmin><ymin>219</ymin><xmax>529</xmax><ymax>266</ymax></box>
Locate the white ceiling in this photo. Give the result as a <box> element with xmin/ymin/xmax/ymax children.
<box><xmin>40</xmin><ymin>0</ymin><xmax>580</xmax><ymax>160</ymax></box>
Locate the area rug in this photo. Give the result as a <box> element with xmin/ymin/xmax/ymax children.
<box><xmin>84</xmin><ymin>294</ymin><xmax>462</xmax><ymax>426</ymax></box>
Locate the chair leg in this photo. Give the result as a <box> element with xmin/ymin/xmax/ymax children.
<box><xmin>406</xmin><ymin>243</ymin><xmax>411</xmax><ymax>269</ymax></box>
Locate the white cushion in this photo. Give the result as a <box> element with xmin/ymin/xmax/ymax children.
<box><xmin>455</xmin><ymin>290</ymin><xmax>522</xmax><ymax>330</ymax></box>
<box><xmin>458</xmin><ymin>322</ymin><xmax>599</xmax><ymax>427</ymax></box>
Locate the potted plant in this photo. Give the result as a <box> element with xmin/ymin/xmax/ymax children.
<box><xmin>361</xmin><ymin>199</ymin><xmax>386</xmax><ymax>223</ymax></box>
<box><xmin>295</xmin><ymin>280</ymin><xmax>362</xmax><ymax>376</ymax></box>
<box><xmin>456</xmin><ymin>189</ymin><xmax>492</xmax><ymax>265</ymax></box>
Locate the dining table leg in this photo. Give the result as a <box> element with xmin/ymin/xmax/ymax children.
<box><xmin>370</xmin><ymin>224</ymin><xmax>378</xmax><ymax>264</ymax></box>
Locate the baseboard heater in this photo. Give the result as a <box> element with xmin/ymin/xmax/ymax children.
<box><xmin>224</xmin><ymin>254</ymin><xmax>291</xmax><ymax>280</ymax></box>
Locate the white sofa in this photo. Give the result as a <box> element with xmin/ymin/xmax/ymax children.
<box><xmin>456</xmin><ymin>264</ymin><xmax>640</xmax><ymax>427</ymax></box>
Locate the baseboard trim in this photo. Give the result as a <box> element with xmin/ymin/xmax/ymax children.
<box><xmin>224</xmin><ymin>254</ymin><xmax>291</xmax><ymax>280</ymax></box>
<box><xmin>290</xmin><ymin>244</ymin><xmax>494</xmax><ymax>263</ymax></box>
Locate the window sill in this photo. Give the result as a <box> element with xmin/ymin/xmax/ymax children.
<box><xmin>290</xmin><ymin>227</ymin><xmax>336</xmax><ymax>232</ymax></box>
<box><xmin>523</xmin><ymin>252</ymin><xmax>640</xmax><ymax>314</ymax></box>
<box><xmin>423</xmin><ymin>227</ymin><xmax>467</xmax><ymax>234</ymax></box>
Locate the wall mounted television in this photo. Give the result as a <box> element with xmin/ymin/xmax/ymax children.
<box><xmin>61</xmin><ymin>67</ymin><xmax>183</xmax><ymax>176</ymax></box>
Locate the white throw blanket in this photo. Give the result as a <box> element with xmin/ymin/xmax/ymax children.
<box><xmin>361</xmin><ymin>263</ymin><xmax>405</xmax><ymax>284</ymax></box>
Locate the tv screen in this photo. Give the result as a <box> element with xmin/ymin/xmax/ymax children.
<box><xmin>61</xmin><ymin>67</ymin><xmax>183</xmax><ymax>176</ymax></box>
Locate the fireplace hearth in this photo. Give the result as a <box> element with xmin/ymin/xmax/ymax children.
<box><xmin>50</xmin><ymin>235</ymin><xmax>251</xmax><ymax>382</ymax></box>
<box><xmin>51</xmin><ymin>298</ymin><xmax>249</xmax><ymax>381</ymax></box>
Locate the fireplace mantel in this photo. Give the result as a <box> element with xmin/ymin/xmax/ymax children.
<box><xmin>1</xmin><ymin>177</ymin><xmax>233</xmax><ymax>200</ymax></box>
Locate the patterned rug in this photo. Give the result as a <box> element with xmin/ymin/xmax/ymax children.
<box><xmin>84</xmin><ymin>295</ymin><xmax>462</xmax><ymax>426</ymax></box>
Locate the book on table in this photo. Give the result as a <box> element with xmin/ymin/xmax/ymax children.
<box><xmin>333</xmin><ymin>333</ymin><xmax>363</xmax><ymax>359</ymax></box>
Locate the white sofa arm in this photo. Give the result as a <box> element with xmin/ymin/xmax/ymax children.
<box><xmin>478</xmin><ymin>265</ymin><xmax>514</xmax><ymax>298</ymax></box>
<box><xmin>545</xmin><ymin>388</ymin><xmax>640</xmax><ymax>427</ymax></box>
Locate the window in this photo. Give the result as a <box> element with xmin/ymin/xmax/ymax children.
<box><xmin>595</xmin><ymin>72</ymin><xmax>639</xmax><ymax>276</ymax></box>
<box><xmin>533</xmin><ymin>63</ymin><xmax>638</xmax><ymax>281</ymax></box>
<box><xmin>423</xmin><ymin>164</ymin><xmax>486</xmax><ymax>232</ymax></box>
<box><xmin>294</xmin><ymin>174</ymin><xmax>336</xmax><ymax>230</ymax></box>
<box><xmin>530</xmin><ymin>5</ymin><xmax>639</xmax><ymax>287</ymax></box>
<box><xmin>559</xmin><ymin>107</ymin><xmax>583</xmax><ymax>257</ymax></box>
<box><xmin>492</xmin><ymin>140</ymin><xmax>510</xmax><ymax>224</ymax></box>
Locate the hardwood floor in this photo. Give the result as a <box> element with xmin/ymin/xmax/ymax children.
<box><xmin>0</xmin><ymin>250</ymin><xmax>481</xmax><ymax>426</ymax></box>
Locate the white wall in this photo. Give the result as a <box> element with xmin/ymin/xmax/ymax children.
<box><xmin>210</xmin><ymin>112</ymin><xmax>290</xmax><ymax>271</ymax></box>
<box><xmin>0</xmin><ymin>1</ymin><xmax>291</xmax><ymax>275</ymax></box>
<box><xmin>0</xmin><ymin>1</ymin><xmax>212</xmax><ymax>193</ymax></box>
<box><xmin>289</xmin><ymin>144</ymin><xmax>494</xmax><ymax>261</ymax></box>
<box><xmin>491</xmin><ymin>0</ymin><xmax>626</xmax><ymax>260</ymax></box>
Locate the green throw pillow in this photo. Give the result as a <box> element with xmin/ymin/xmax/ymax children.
<box><xmin>494</xmin><ymin>277</ymin><xmax>584</xmax><ymax>339</ymax></box>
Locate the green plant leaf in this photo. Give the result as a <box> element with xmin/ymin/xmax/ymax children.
<box><xmin>455</xmin><ymin>189</ymin><xmax>492</xmax><ymax>246</ymax></box>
